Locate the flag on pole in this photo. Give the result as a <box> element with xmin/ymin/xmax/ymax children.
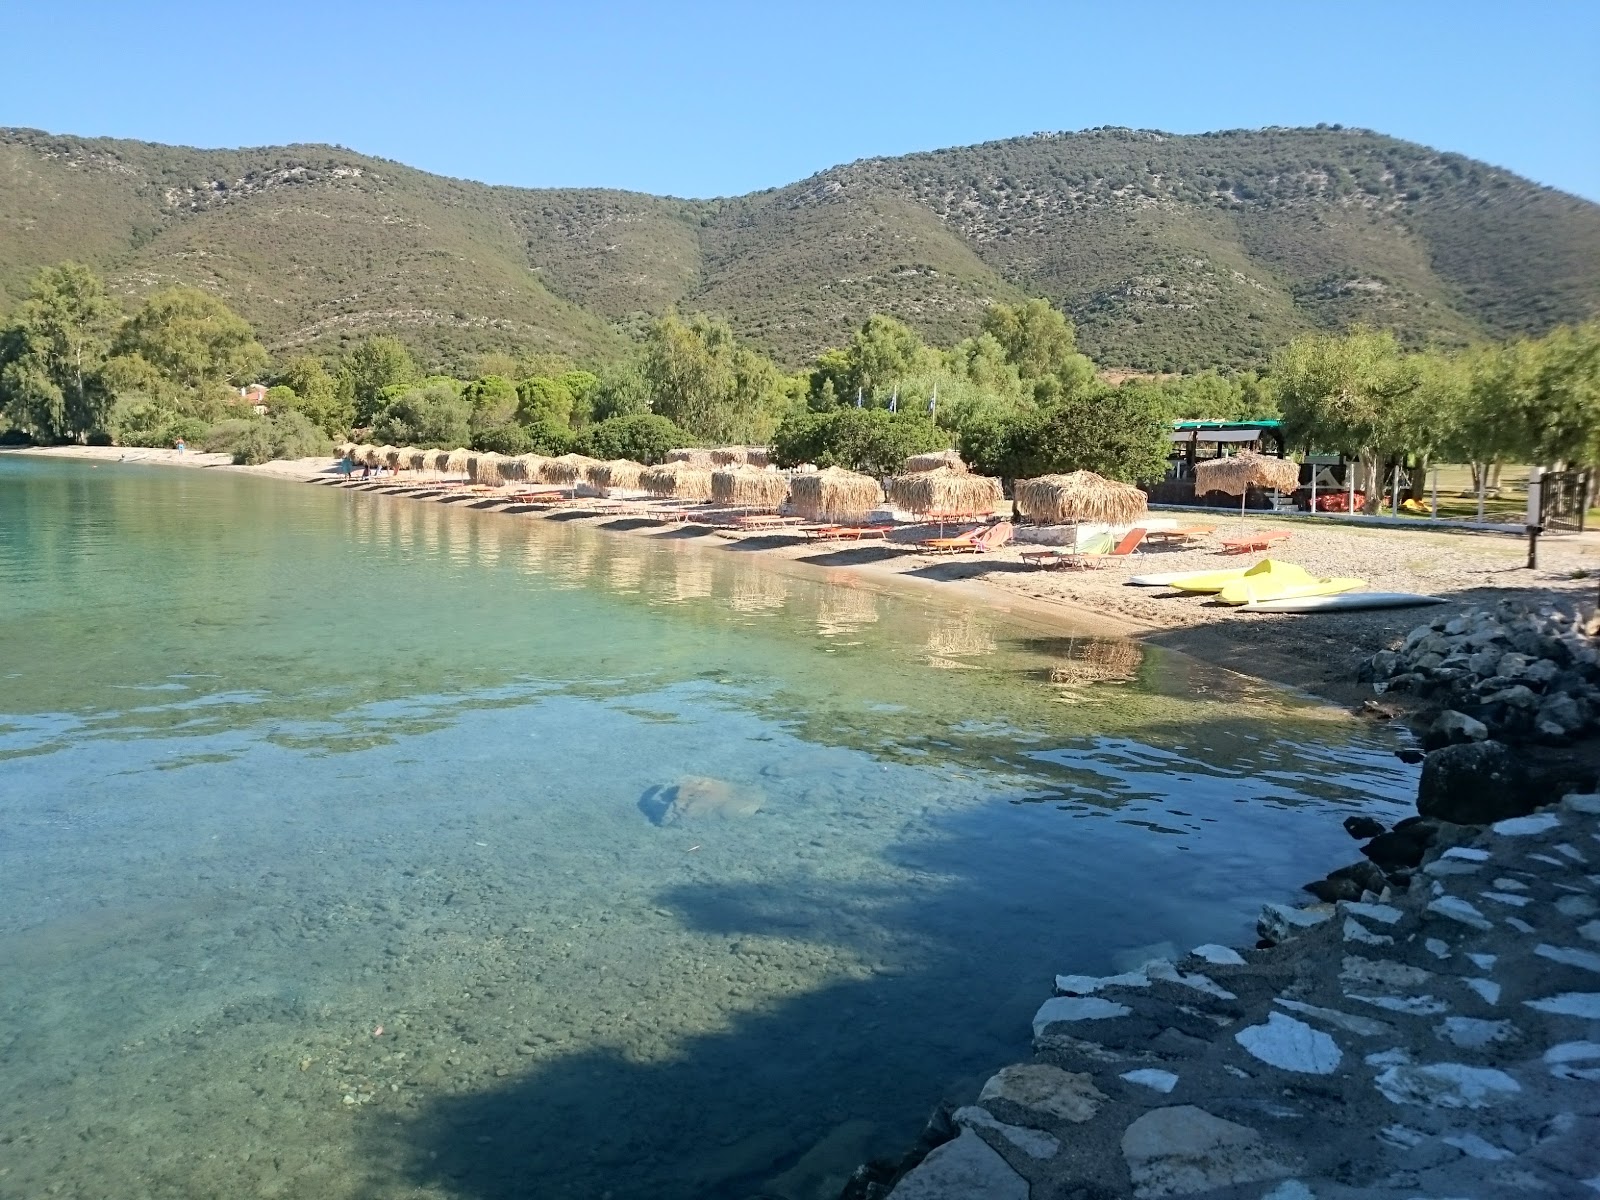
<box><xmin>927</xmin><ymin>385</ymin><xmax>938</xmax><ymax>418</ymax></box>
<box><xmin>888</xmin><ymin>388</ymin><xmax>898</xmax><ymax>413</ymax></box>
<box><xmin>855</xmin><ymin>388</ymin><xmax>863</xmax><ymax>409</ymax></box>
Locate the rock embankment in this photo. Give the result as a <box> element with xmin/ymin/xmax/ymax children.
<box><xmin>845</xmin><ymin>793</ymin><xmax>1600</xmax><ymax>1199</ymax></box>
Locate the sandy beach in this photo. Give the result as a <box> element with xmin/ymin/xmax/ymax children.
<box><xmin>11</xmin><ymin>443</ymin><xmax>1599</xmax><ymax>706</ymax></box>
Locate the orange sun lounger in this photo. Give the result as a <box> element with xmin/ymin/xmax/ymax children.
<box><xmin>1219</xmin><ymin>530</ymin><xmax>1291</xmax><ymax>554</ymax></box>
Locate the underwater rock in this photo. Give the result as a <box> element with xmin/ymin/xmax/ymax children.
<box><xmin>639</xmin><ymin>776</ymin><xmax>765</xmax><ymax>825</ymax></box>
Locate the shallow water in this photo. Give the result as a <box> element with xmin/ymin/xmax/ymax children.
<box><xmin>0</xmin><ymin>456</ymin><xmax>1415</xmax><ymax>1200</ymax></box>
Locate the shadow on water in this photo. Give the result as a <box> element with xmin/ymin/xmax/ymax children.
<box><xmin>368</xmin><ymin>704</ymin><xmax>1411</xmax><ymax>1200</ymax></box>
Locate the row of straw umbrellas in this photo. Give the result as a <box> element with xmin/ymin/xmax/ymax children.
<box><xmin>333</xmin><ymin>440</ymin><xmax>1298</xmax><ymax>527</ymax></box>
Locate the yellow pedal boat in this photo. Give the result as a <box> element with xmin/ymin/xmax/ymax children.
<box><xmin>1167</xmin><ymin>559</ymin><xmax>1269</xmax><ymax>594</ymax></box>
<box><xmin>1216</xmin><ymin>560</ymin><xmax>1364</xmax><ymax>606</ymax></box>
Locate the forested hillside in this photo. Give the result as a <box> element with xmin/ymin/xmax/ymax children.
<box><xmin>2</xmin><ymin>125</ymin><xmax>1596</xmax><ymax>373</ymax></box>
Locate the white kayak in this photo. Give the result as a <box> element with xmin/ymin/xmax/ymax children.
<box><xmin>1242</xmin><ymin>592</ymin><xmax>1446</xmax><ymax>613</ymax></box>
<box><xmin>1127</xmin><ymin>571</ymin><xmax>1206</xmax><ymax>587</ymax></box>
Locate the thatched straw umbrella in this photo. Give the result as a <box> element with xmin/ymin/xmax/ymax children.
<box><xmin>640</xmin><ymin>462</ymin><xmax>714</xmax><ymax>501</ymax></box>
<box><xmin>1015</xmin><ymin>471</ymin><xmax>1148</xmax><ymax>527</ymax></box>
<box><xmin>467</xmin><ymin>452</ymin><xmax>509</xmax><ymax>487</ymax></box>
<box><xmin>710</xmin><ymin>446</ymin><xmax>771</xmax><ymax>468</ymax></box>
<box><xmin>587</xmin><ymin>459</ymin><xmax>645</xmax><ymax>492</ymax></box>
<box><xmin>443</xmin><ymin>447</ymin><xmax>471</xmax><ymax>478</ymax></box>
<box><xmin>712</xmin><ymin>465</ymin><xmax>791</xmax><ymax>510</ymax></box>
<box><xmin>499</xmin><ymin>456</ymin><xmax>530</xmax><ymax>483</ymax></box>
<box><xmin>407</xmin><ymin>448</ymin><xmax>431</xmax><ymax>473</ymax></box>
<box><xmin>665</xmin><ymin>447</ymin><xmax>714</xmax><ymax>467</ymax></box>
<box><xmin>356</xmin><ymin>444</ymin><xmax>380</xmax><ymax>468</ymax></box>
<box><xmin>517</xmin><ymin>454</ymin><xmax>552</xmax><ymax>483</ymax></box>
<box><xmin>539</xmin><ymin>453</ymin><xmax>599</xmax><ymax>485</ymax></box>
<box><xmin>885</xmin><ymin>467</ymin><xmax>1002</xmax><ymax>522</ymax></box>
<box><xmin>336</xmin><ymin>441</ymin><xmax>356</xmax><ymax>459</ymax></box>
<box><xmin>1193</xmin><ymin>451</ymin><xmax>1300</xmax><ymax>524</ymax></box>
<box><xmin>903</xmin><ymin>450</ymin><xmax>967</xmax><ymax>474</ymax></box>
<box><xmin>789</xmin><ymin>468</ymin><xmax>884</xmax><ymax>524</ymax></box>
<box><xmin>384</xmin><ymin>446</ymin><xmax>407</xmax><ymax>471</ymax></box>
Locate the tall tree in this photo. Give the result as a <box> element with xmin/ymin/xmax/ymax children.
<box><xmin>0</xmin><ymin>263</ymin><xmax>119</xmax><ymax>439</ymax></box>
<box><xmin>274</xmin><ymin>354</ymin><xmax>352</xmax><ymax>437</ymax></box>
<box><xmin>643</xmin><ymin>311</ymin><xmax>785</xmax><ymax>443</ymax></box>
<box><xmin>113</xmin><ymin>287</ymin><xmax>267</xmax><ymax>394</ymax></box>
<box><xmin>343</xmin><ymin>336</ymin><xmax>419</xmax><ymax>426</ymax></box>
<box><xmin>981</xmin><ymin>298</ymin><xmax>1085</xmax><ymax>381</ymax></box>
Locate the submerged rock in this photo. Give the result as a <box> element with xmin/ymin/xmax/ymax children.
<box><xmin>638</xmin><ymin>776</ymin><xmax>764</xmax><ymax>825</ymax></box>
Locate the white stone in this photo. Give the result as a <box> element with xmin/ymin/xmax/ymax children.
<box><xmin>1442</xmin><ymin>1132</ymin><xmax>1514</xmax><ymax>1160</ymax></box>
<box><xmin>1463</xmin><ymin>978</ymin><xmax>1502</xmax><ymax>1004</ymax></box>
<box><xmin>1054</xmin><ymin>969</ymin><xmax>1150</xmax><ymax>995</ymax></box>
<box><xmin>1435</xmin><ymin>1017</ymin><xmax>1518</xmax><ymax>1049</ymax></box>
<box><xmin>1121</xmin><ymin>1106</ymin><xmax>1296</xmax><ymax>1199</ymax></box>
<box><xmin>1467</xmin><ymin>952</ymin><xmax>1497</xmax><ymax>970</ymax></box>
<box><xmin>1365</xmin><ymin>1048</ymin><xmax>1412</xmax><ymax>1067</ymax></box>
<box><xmin>1427</xmin><ymin>896</ymin><xmax>1492</xmax><ymax>930</ymax></box>
<box><xmin>1493</xmin><ymin>812</ymin><xmax>1562</xmax><ymax>836</ymax></box>
<box><xmin>1275</xmin><ymin>997</ymin><xmax>1392</xmax><ymax>1037</ymax></box>
<box><xmin>1259</xmin><ymin>903</ymin><xmax>1333</xmax><ymax>943</ymax></box>
<box><xmin>1032</xmin><ymin>996</ymin><xmax>1130</xmax><ymax>1036</ymax></box>
<box><xmin>1482</xmin><ymin>891</ymin><xmax>1531</xmax><ymax>907</ymax></box>
<box><xmin>1506</xmin><ymin>917</ymin><xmax>1536</xmax><ymax>934</ymax></box>
<box><xmin>1492</xmin><ymin>877</ymin><xmax>1530</xmax><ymax>891</ymax></box>
<box><xmin>1340</xmin><ymin>956</ymin><xmax>1433</xmax><ymax>988</ymax></box>
<box><xmin>1343</xmin><ymin>918</ymin><xmax>1392</xmax><ymax>946</ymax></box>
<box><xmin>1442</xmin><ymin>847</ymin><xmax>1491</xmax><ymax>862</ymax></box>
<box><xmin>1234</xmin><ymin>1012</ymin><xmax>1342</xmax><ymax>1074</ymax></box>
<box><xmin>979</xmin><ymin>1063</ymin><xmax>1107</xmax><ymax>1123</ymax></box>
<box><xmin>1578</xmin><ymin>920</ymin><xmax>1600</xmax><ymax>944</ymax></box>
<box><xmin>1111</xmin><ymin>941</ymin><xmax>1180</xmax><ymax>973</ymax></box>
<box><xmin>1544</xmin><ymin>1041</ymin><xmax>1600</xmax><ymax>1081</ymax></box>
<box><xmin>1525</xmin><ymin>993</ymin><xmax>1600</xmax><ymax>1018</ymax></box>
<box><xmin>951</xmin><ymin>1106</ymin><xmax>1061</xmax><ymax>1160</ymax></box>
<box><xmin>1536</xmin><ymin>944</ymin><xmax>1600</xmax><ymax>974</ymax></box>
<box><xmin>1374</xmin><ymin>1062</ymin><xmax>1521</xmax><ymax>1108</ymax></box>
<box><xmin>1261</xmin><ymin>1183</ymin><xmax>1315</xmax><ymax>1200</ymax></box>
<box><xmin>1145</xmin><ymin>959</ymin><xmax>1237</xmax><ymax>1000</ymax></box>
<box><xmin>1222</xmin><ymin>1064</ymin><xmax>1250</xmax><ymax>1080</ymax></box>
<box><xmin>1530</xmin><ymin>853</ymin><xmax>1568</xmax><ymax>868</ymax></box>
<box><xmin>1378</xmin><ymin>1124</ymin><xmax>1426</xmax><ymax>1148</ymax></box>
<box><xmin>1425</xmin><ymin>938</ymin><xmax>1452</xmax><ymax>960</ymax></box>
<box><xmin>1120</xmin><ymin>1069</ymin><xmax>1179</xmax><ymax>1094</ymax></box>
<box><xmin>1425</xmin><ymin>859</ymin><xmax>1484</xmax><ymax>877</ymax></box>
<box><xmin>1562</xmin><ymin>793</ymin><xmax>1600</xmax><ymax>815</ymax></box>
<box><xmin>1557</xmin><ymin>895</ymin><xmax>1600</xmax><ymax>918</ymax></box>
<box><xmin>888</xmin><ymin>1128</ymin><xmax>1029</xmax><ymax>1200</ymax></box>
<box><xmin>1339</xmin><ymin>900</ymin><xmax>1403</xmax><ymax>925</ymax></box>
<box><xmin>1190</xmin><ymin>943</ymin><xmax>1245</xmax><ymax>966</ymax></box>
<box><xmin>1349</xmin><ymin>993</ymin><xmax>1450</xmax><ymax>1015</ymax></box>
<box><xmin>1555</xmin><ymin>842</ymin><xmax>1588</xmax><ymax>863</ymax></box>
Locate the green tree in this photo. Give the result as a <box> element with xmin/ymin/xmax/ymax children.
<box><xmin>576</xmin><ymin>414</ymin><xmax>688</xmax><ymax>463</ymax></box>
<box><xmin>515</xmin><ymin>376</ymin><xmax>574</xmax><ymax>428</ymax></box>
<box><xmin>274</xmin><ymin>355</ymin><xmax>351</xmax><ymax>436</ymax></box>
<box><xmin>343</xmin><ymin>336</ymin><xmax>419</xmax><ymax>426</ymax></box>
<box><xmin>558</xmin><ymin>370</ymin><xmax>601</xmax><ymax>427</ymax></box>
<box><xmin>770</xmin><ymin>408</ymin><xmax>947</xmax><ymax>476</ymax></box>
<box><xmin>591</xmin><ymin>360</ymin><xmax>653</xmax><ymax>422</ymax></box>
<box><xmin>1007</xmin><ymin>385</ymin><xmax>1170</xmax><ymax>483</ymax></box>
<box><xmin>0</xmin><ymin>263</ymin><xmax>119</xmax><ymax>440</ymax></box>
<box><xmin>372</xmin><ymin>383</ymin><xmax>472</xmax><ymax>447</ymax></box>
<box><xmin>981</xmin><ymin>298</ymin><xmax>1089</xmax><ymax>382</ymax></box>
<box><xmin>643</xmin><ymin>310</ymin><xmax>786</xmax><ymax>443</ymax></box>
<box><xmin>113</xmin><ymin>287</ymin><xmax>267</xmax><ymax>394</ymax></box>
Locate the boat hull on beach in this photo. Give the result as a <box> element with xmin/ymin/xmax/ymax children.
<box><xmin>1241</xmin><ymin>592</ymin><xmax>1446</xmax><ymax>613</ymax></box>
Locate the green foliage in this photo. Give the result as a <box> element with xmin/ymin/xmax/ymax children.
<box><xmin>575</xmin><ymin>413</ymin><xmax>687</xmax><ymax>464</ymax></box>
<box><xmin>642</xmin><ymin>310</ymin><xmax>787</xmax><ymax>443</ymax></box>
<box><xmin>207</xmin><ymin>409</ymin><xmax>332</xmax><ymax>465</ymax></box>
<box><xmin>515</xmin><ymin>375</ymin><xmax>573</xmax><ymax>427</ymax></box>
<box><xmin>558</xmin><ymin>369</ymin><xmax>601</xmax><ymax>426</ymax></box>
<box><xmin>981</xmin><ymin>299</ymin><xmax>1086</xmax><ymax>381</ymax></box>
<box><xmin>372</xmin><ymin>382</ymin><xmax>472</xmax><ymax>447</ymax></box>
<box><xmin>113</xmin><ymin>286</ymin><xmax>267</xmax><ymax>392</ymax></box>
<box><xmin>108</xmin><ymin>395</ymin><xmax>208</xmax><ymax>448</ymax></box>
<box><xmin>273</xmin><ymin>354</ymin><xmax>351</xmax><ymax>436</ymax></box>
<box><xmin>0</xmin><ymin>262</ymin><xmax>118</xmax><ymax>440</ymax></box>
<box><xmin>1005</xmin><ymin>386</ymin><xmax>1171</xmax><ymax>483</ymax></box>
<box><xmin>344</xmin><ymin>336</ymin><xmax>419</xmax><ymax>425</ymax></box>
<box><xmin>771</xmin><ymin>408</ymin><xmax>948</xmax><ymax>476</ymax></box>
<box><xmin>472</xmin><ymin>422</ymin><xmax>534</xmax><ymax>455</ymax></box>
<box><xmin>525</xmin><ymin>420</ymin><xmax>576</xmax><ymax>455</ymax></box>
<box><xmin>591</xmin><ymin>360</ymin><xmax>653</xmax><ymax>421</ymax></box>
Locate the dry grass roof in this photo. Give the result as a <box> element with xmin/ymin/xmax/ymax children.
<box><xmin>1194</xmin><ymin>451</ymin><xmax>1300</xmax><ymax>496</ymax></box>
<box><xmin>467</xmin><ymin>452</ymin><xmax>509</xmax><ymax>486</ymax></box>
<box><xmin>789</xmin><ymin>468</ymin><xmax>885</xmax><ymax>523</ymax></box>
<box><xmin>885</xmin><ymin>467</ymin><xmax>1002</xmax><ymax>515</ymax></box>
<box><xmin>665</xmin><ymin>447</ymin><xmax>714</xmax><ymax>467</ymax></box>
<box><xmin>1015</xmin><ymin>471</ymin><xmax>1149</xmax><ymax>526</ymax></box>
<box><xmin>539</xmin><ymin>453</ymin><xmax>599</xmax><ymax>484</ymax></box>
<box><xmin>640</xmin><ymin>462</ymin><xmax>714</xmax><ymax>500</ymax></box>
<box><xmin>587</xmin><ymin>459</ymin><xmax>645</xmax><ymax>490</ymax></box>
<box><xmin>710</xmin><ymin>446</ymin><xmax>771</xmax><ymax>468</ymax></box>
<box><xmin>903</xmin><ymin>450</ymin><xmax>967</xmax><ymax>474</ymax></box>
<box><xmin>711</xmin><ymin>465</ymin><xmax>790</xmax><ymax>509</ymax></box>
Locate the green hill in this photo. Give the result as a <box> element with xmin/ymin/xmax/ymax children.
<box><xmin>2</xmin><ymin>125</ymin><xmax>1596</xmax><ymax>372</ymax></box>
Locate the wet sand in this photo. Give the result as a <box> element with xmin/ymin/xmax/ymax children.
<box><xmin>10</xmin><ymin>444</ymin><xmax>1599</xmax><ymax>707</ymax></box>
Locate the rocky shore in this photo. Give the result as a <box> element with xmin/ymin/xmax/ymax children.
<box><xmin>845</xmin><ymin>609</ymin><xmax>1600</xmax><ymax>1200</ymax></box>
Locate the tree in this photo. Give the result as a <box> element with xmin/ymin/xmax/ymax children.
<box><xmin>1006</xmin><ymin>385</ymin><xmax>1170</xmax><ymax>483</ymax></box>
<box><xmin>343</xmin><ymin>336</ymin><xmax>418</xmax><ymax>426</ymax></box>
<box><xmin>981</xmin><ymin>298</ymin><xmax>1085</xmax><ymax>381</ymax></box>
<box><xmin>558</xmin><ymin>370</ymin><xmax>601</xmax><ymax>427</ymax></box>
<box><xmin>591</xmin><ymin>360</ymin><xmax>653</xmax><ymax>421</ymax></box>
<box><xmin>515</xmin><ymin>375</ymin><xmax>573</xmax><ymax>428</ymax></box>
<box><xmin>372</xmin><ymin>383</ymin><xmax>472</xmax><ymax>447</ymax></box>
<box><xmin>113</xmin><ymin>287</ymin><xmax>267</xmax><ymax>394</ymax></box>
<box><xmin>642</xmin><ymin>310</ymin><xmax>786</xmax><ymax>443</ymax></box>
<box><xmin>576</xmin><ymin>414</ymin><xmax>688</xmax><ymax>463</ymax></box>
<box><xmin>274</xmin><ymin>355</ymin><xmax>351</xmax><ymax>436</ymax></box>
<box><xmin>0</xmin><ymin>263</ymin><xmax>119</xmax><ymax>440</ymax></box>
<box><xmin>770</xmin><ymin>408</ymin><xmax>947</xmax><ymax>476</ymax></box>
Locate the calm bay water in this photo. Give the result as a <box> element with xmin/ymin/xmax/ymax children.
<box><xmin>0</xmin><ymin>456</ymin><xmax>1415</xmax><ymax>1200</ymax></box>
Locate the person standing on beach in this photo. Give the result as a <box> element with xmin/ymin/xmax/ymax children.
<box><xmin>174</xmin><ymin>437</ymin><xmax>186</xmax><ymax>454</ymax></box>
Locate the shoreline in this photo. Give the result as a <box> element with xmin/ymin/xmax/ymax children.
<box><xmin>8</xmin><ymin>443</ymin><xmax>1598</xmax><ymax>710</ymax></box>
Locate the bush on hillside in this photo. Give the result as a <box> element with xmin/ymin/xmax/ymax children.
<box><xmin>771</xmin><ymin>408</ymin><xmax>947</xmax><ymax>476</ymax></box>
<box><xmin>575</xmin><ymin>414</ymin><xmax>687</xmax><ymax>464</ymax></box>
<box><xmin>471</xmin><ymin>422</ymin><xmax>533</xmax><ymax>455</ymax></box>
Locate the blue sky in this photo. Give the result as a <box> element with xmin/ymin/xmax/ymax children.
<box><xmin>4</xmin><ymin>1</ymin><xmax>1597</xmax><ymax>200</ymax></box>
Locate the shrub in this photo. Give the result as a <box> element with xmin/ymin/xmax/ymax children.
<box><xmin>525</xmin><ymin>419</ymin><xmax>576</xmax><ymax>455</ymax></box>
<box><xmin>471</xmin><ymin>423</ymin><xmax>533</xmax><ymax>455</ymax></box>
<box><xmin>372</xmin><ymin>383</ymin><xmax>471</xmax><ymax>446</ymax></box>
<box><xmin>771</xmin><ymin>408</ymin><xmax>946</xmax><ymax>476</ymax></box>
<box><xmin>206</xmin><ymin>411</ymin><xmax>330</xmax><ymax>465</ymax></box>
<box><xmin>0</xmin><ymin>428</ymin><xmax>31</xmax><ymax>446</ymax></box>
<box><xmin>200</xmin><ymin>419</ymin><xmax>259</xmax><ymax>454</ymax></box>
<box><xmin>575</xmin><ymin>414</ymin><xmax>687</xmax><ymax>464</ymax></box>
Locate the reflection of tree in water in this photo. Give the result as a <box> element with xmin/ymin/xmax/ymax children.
<box><xmin>923</xmin><ymin>613</ymin><xmax>998</xmax><ymax>660</ymax></box>
<box><xmin>603</xmin><ymin>549</ymin><xmax>646</xmax><ymax>594</ymax></box>
<box><xmin>662</xmin><ymin>556</ymin><xmax>714</xmax><ymax>604</ymax></box>
<box><xmin>815</xmin><ymin>581</ymin><xmax>880</xmax><ymax>637</ymax></box>
<box><xmin>552</xmin><ymin>541</ymin><xmax>599</xmax><ymax>589</ymax></box>
<box><xmin>725</xmin><ymin>560</ymin><xmax>788</xmax><ymax>614</ymax></box>
<box><xmin>1045</xmin><ymin>637</ymin><xmax>1146</xmax><ymax>687</ymax></box>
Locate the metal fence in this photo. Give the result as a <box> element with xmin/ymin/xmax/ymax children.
<box><xmin>1539</xmin><ymin>469</ymin><xmax>1591</xmax><ymax>533</ymax></box>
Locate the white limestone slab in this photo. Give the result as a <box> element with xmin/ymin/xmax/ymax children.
<box><xmin>1364</xmin><ymin>1047</ymin><xmax>1411</xmax><ymax>1067</ymax></box>
<box><xmin>1274</xmin><ymin>997</ymin><xmax>1392</xmax><ymax>1037</ymax></box>
<box><xmin>1190</xmin><ymin>943</ymin><xmax>1245</xmax><ymax>966</ymax></box>
<box><xmin>1145</xmin><ymin>959</ymin><xmax>1237</xmax><ymax>1000</ymax></box>
<box><xmin>1466</xmin><ymin>953</ymin><xmax>1497</xmax><ymax>970</ymax></box>
<box><xmin>1463</xmin><ymin>978</ymin><xmax>1501</xmax><ymax>1004</ymax></box>
<box><xmin>1377</xmin><ymin>1124</ymin><xmax>1426</xmax><ymax>1148</ymax></box>
<box><xmin>1544</xmin><ymin>1041</ymin><xmax>1600</xmax><ymax>1082</ymax></box>
<box><xmin>1374</xmin><ymin>1062</ymin><xmax>1521</xmax><ymax>1108</ymax></box>
<box><xmin>1491</xmin><ymin>877</ymin><xmax>1529</xmax><ymax>891</ymax></box>
<box><xmin>1427</xmin><ymin>896</ymin><xmax>1492</xmax><ymax>930</ymax></box>
<box><xmin>1340</xmin><ymin>956</ymin><xmax>1432</xmax><ymax>988</ymax></box>
<box><xmin>1435</xmin><ymin>1017</ymin><xmax>1518</xmax><ymax>1049</ymax></box>
<box><xmin>1349</xmin><ymin>993</ymin><xmax>1450</xmax><ymax>1015</ymax></box>
<box><xmin>1557</xmin><ymin>894</ymin><xmax>1600</xmax><ymax>918</ymax></box>
<box><xmin>1529</xmin><ymin>853</ymin><xmax>1568</xmax><ymax>868</ymax></box>
<box><xmin>1234</xmin><ymin>1012</ymin><xmax>1342</xmax><ymax>1074</ymax></box>
<box><xmin>1340</xmin><ymin>900</ymin><xmax>1403</xmax><ymax>925</ymax></box>
<box><xmin>1441</xmin><ymin>847</ymin><xmax>1491</xmax><ymax>861</ymax></box>
<box><xmin>1579</xmin><ymin>920</ymin><xmax>1600</xmax><ymax>944</ymax></box>
<box><xmin>1343</xmin><ymin>918</ymin><xmax>1392</xmax><ymax>946</ymax></box>
<box><xmin>1524</xmin><ymin>992</ymin><xmax>1600</xmax><ymax>1018</ymax></box>
<box><xmin>1032</xmin><ymin>996</ymin><xmax>1131</xmax><ymax>1036</ymax></box>
<box><xmin>952</xmin><ymin>1106</ymin><xmax>1061</xmax><ymax>1161</ymax></box>
<box><xmin>1482</xmin><ymin>891</ymin><xmax>1531</xmax><ymax>907</ymax></box>
<box><xmin>1054</xmin><ymin>969</ymin><xmax>1150</xmax><ymax>995</ymax></box>
<box><xmin>1119</xmin><ymin>1068</ymin><xmax>1178</xmax><ymax>1094</ymax></box>
<box><xmin>1492</xmin><ymin>812</ymin><xmax>1562</xmax><ymax>836</ymax></box>
<box><xmin>1425</xmin><ymin>938</ymin><xmax>1452</xmax><ymax>960</ymax></box>
<box><xmin>1555</xmin><ymin>842</ymin><xmax>1588</xmax><ymax>863</ymax></box>
<box><xmin>1506</xmin><ymin>917</ymin><xmax>1536</xmax><ymax>934</ymax></box>
<box><xmin>1536</xmin><ymin>944</ymin><xmax>1600</xmax><ymax>974</ymax></box>
<box><xmin>889</xmin><ymin>1127</ymin><xmax>1029</xmax><ymax>1200</ymax></box>
<box><xmin>1561</xmin><ymin>793</ymin><xmax>1600</xmax><ymax>815</ymax></box>
<box><xmin>1442</xmin><ymin>1132</ymin><xmax>1514</xmax><ymax>1160</ymax></box>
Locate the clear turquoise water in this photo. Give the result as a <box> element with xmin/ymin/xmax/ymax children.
<box><xmin>0</xmin><ymin>456</ymin><xmax>1415</xmax><ymax>1200</ymax></box>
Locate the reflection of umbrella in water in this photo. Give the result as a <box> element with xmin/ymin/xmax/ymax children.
<box><xmin>1193</xmin><ymin>451</ymin><xmax>1300</xmax><ymax>526</ymax></box>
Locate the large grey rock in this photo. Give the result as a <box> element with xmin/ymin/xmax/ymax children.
<box><xmin>1121</xmin><ymin>1106</ymin><xmax>1296</xmax><ymax>1198</ymax></box>
<box><xmin>1539</xmin><ymin>691</ymin><xmax>1585</xmax><ymax>734</ymax></box>
<box><xmin>888</xmin><ymin>1128</ymin><xmax>1029</xmax><ymax>1200</ymax></box>
<box><xmin>1257</xmin><ymin>902</ymin><xmax>1333</xmax><ymax>944</ymax></box>
<box><xmin>979</xmin><ymin>1063</ymin><xmax>1106</xmax><ymax>1123</ymax></box>
<box><xmin>1430</xmin><ymin>709</ymin><xmax>1488</xmax><ymax>747</ymax></box>
<box><xmin>1416</xmin><ymin>740</ymin><xmax>1533</xmax><ymax>824</ymax></box>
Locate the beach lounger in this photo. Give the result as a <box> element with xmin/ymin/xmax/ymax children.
<box><xmin>1145</xmin><ymin>524</ymin><xmax>1214</xmax><ymax>547</ymax></box>
<box><xmin>1219</xmin><ymin>530</ymin><xmax>1291</xmax><ymax>554</ymax></box>
<box><xmin>919</xmin><ymin>521</ymin><xmax>1014</xmax><ymax>554</ymax></box>
<box><xmin>801</xmin><ymin>524</ymin><xmax>893</xmax><ymax>541</ymax></box>
<box><xmin>1021</xmin><ymin>530</ymin><xmax>1122</xmax><ymax>569</ymax></box>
